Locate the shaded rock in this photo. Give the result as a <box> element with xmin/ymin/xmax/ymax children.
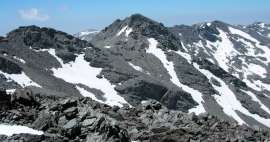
<box><xmin>82</xmin><ymin>118</ymin><xmax>96</xmax><ymax>127</ymax></box>
<box><xmin>62</xmin><ymin>118</ymin><xmax>81</xmax><ymax>138</ymax></box>
<box><xmin>63</xmin><ymin>107</ymin><xmax>78</xmax><ymax>119</ymax></box>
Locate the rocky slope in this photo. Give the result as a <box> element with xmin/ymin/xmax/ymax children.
<box><xmin>1</xmin><ymin>89</ymin><xmax>270</xmax><ymax>142</ymax></box>
<box><xmin>1</xmin><ymin>14</ymin><xmax>270</xmax><ymax>138</ymax></box>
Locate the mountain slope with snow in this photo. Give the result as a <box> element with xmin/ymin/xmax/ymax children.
<box><xmin>1</xmin><ymin>15</ymin><xmax>270</xmax><ymax>129</ymax></box>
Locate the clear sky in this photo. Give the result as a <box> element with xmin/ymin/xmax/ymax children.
<box><xmin>1</xmin><ymin>0</ymin><xmax>270</xmax><ymax>35</ymax></box>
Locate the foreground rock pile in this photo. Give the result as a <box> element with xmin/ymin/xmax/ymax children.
<box><xmin>0</xmin><ymin>89</ymin><xmax>270</xmax><ymax>142</ymax></box>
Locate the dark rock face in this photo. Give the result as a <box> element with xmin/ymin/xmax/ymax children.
<box><xmin>0</xmin><ymin>91</ymin><xmax>270</xmax><ymax>142</ymax></box>
<box><xmin>6</xmin><ymin>25</ymin><xmax>91</xmax><ymax>63</ymax></box>
<box><xmin>11</xmin><ymin>88</ymin><xmax>37</xmax><ymax>106</ymax></box>
<box><xmin>0</xmin><ymin>90</ymin><xmax>11</xmax><ymax>111</ymax></box>
<box><xmin>0</xmin><ymin>57</ymin><xmax>22</xmax><ymax>74</ymax></box>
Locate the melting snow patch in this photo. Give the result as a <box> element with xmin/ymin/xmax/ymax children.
<box><xmin>128</xmin><ymin>62</ymin><xmax>143</xmax><ymax>72</ymax></box>
<box><xmin>125</xmin><ymin>28</ymin><xmax>133</xmax><ymax>37</ymax></box>
<box><xmin>0</xmin><ymin>124</ymin><xmax>43</xmax><ymax>136</ymax></box>
<box><xmin>116</xmin><ymin>25</ymin><xmax>132</xmax><ymax>37</ymax></box>
<box><xmin>0</xmin><ymin>71</ymin><xmax>41</xmax><ymax>88</ymax></box>
<box><xmin>249</xmin><ymin>63</ymin><xmax>267</xmax><ymax>78</ymax></box>
<box><xmin>241</xmin><ymin>90</ymin><xmax>270</xmax><ymax>115</ymax></box>
<box><xmin>104</xmin><ymin>46</ymin><xmax>111</xmax><ymax>49</ymax></box>
<box><xmin>210</xmin><ymin>29</ymin><xmax>239</xmax><ymax>72</ymax></box>
<box><xmin>229</xmin><ymin>27</ymin><xmax>257</xmax><ymax>42</ymax></box>
<box><xmin>47</xmin><ymin>49</ymin><xmax>129</xmax><ymax>107</ymax></box>
<box><xmin>194</xmin><ymin>63</ymin><xmax>270</xmax><ymax>127</ymax></box>
<box><xmin>146</xmin><ymin>38</ymin><xmax>205</xmax><ymax>115</ymax></box>
<box><xmin>6</xmin><ymin>89</ymin><xmax>16</xmax><ymax>94</ymax></box>
<box><xmin>76</xmin><ymin>86</ymin><xmax>104</xmax><ymax>103</ymax></box>
<box><xmin>13</xmin><ymin>56</ymin><xmax>26</xmax><ymax>64</ymax></box>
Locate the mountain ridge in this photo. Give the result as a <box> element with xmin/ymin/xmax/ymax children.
<box><xmin>1</xmin><ymin>14</ymin><xmax>270</xmax><ymax>133</ymax></box>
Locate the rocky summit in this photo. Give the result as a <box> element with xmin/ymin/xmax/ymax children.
<box><xmin>1</xmin><ymin>14</ymin><xmax>270</xmax><ymax>141</ymax></box>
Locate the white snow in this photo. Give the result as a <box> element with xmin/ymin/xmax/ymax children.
<box><xmin>0</xmin><ymin>71</ymin><xmax>41</xmax><ymax>88</ymax></box>
<box><xmin>146</xmin><ymin>38</ymin><xmax>205</xmax><ymax>114</ymax></box>
<box><xmin>6</xmin><ymin>89</ymin><xmax>16</xmax><ymax>94</ymax></box>
<box><xmin>47</xmin><ymin>49</ymin><xmax>129</xmax><ymax>107</ymax></box>
<box><xmin>207</xmin><ymin>22</ymin><xmax>212</xmax><ymax>26</ymax></box>
<box><xmin>227</xmin><ymin>26</ymin><xmax>270</xmax><ymax>92</ymax></box>
<box><xmin>79</xmin><ymin>30</ymin><xmax>99</xmax><ymax>37</ymax></box>
<box><xmin>194</xmin><ymin>63</ymin><xmax>270</xmax><ymax>127</ymax></box>
<box><xmin>229</xmin><ymin>26</ymin><xmax>270</xmax><ymax>63</ymax></box>
<box><xmin>0</xmin><ymin>124</ymin><xmax>43</xmax><ymax>136</ymax></box>
<box><xmin>116</xmin><ymin>25</ymin><xmax>132</xmax><ymax>37</ymax></box>
<box><xmin>229</xmin><ymin>27</ymin><xmax>257</xmax><ymax>42</ymax></box>
<box><xmin>241</xmin><ymin>90</ymin><xmax>270</xmax><ymax>115</ymax></box>
<box><xmin>268</xmin><ymin>33</ymin><xmax>270</xmax><ymax>38</ymax></box>
<box><xmin>210</xmin><ymin>29</ymin><xmax>239</xmax><ymax>72</ymax></box>
<box><xmin>258</xmin><ymin>23</ymin><xmax>265</xmax><ymax>28</ymax></box>
<box><xmin>128</xmin><ymin>62</ymin><xmax>143</xmax><ymax>72</ymax></box>
<box><xmin>104</xmin><ymin>46</ymin><xmax>111</xmax><ymax>49</ymax></box>
<box><xmin>117</xmin><ymin>26</ymin><xmax>128</xmax><ymax>36</ymax></box>
<box><xmin>125</xmin><ymin>28</ymin><xmax>133</xmax><ymax>37</ymax></box>
<box><xmin>249</xmin><ymin>63</ymin><xmax>267</xmax><ymax>78</ymax></box>
<box><xmin>13</xmin><ymin>56</ymin><xmax>26</xmax><ymax>64</ymax></box>
<box><xmin>76</xmin><ymin>86</ymin><xmax>104</xmax><ymax>103</ymax></box>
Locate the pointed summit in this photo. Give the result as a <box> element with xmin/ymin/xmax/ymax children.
<box><xmin>92</xmin><ymin>14</ymin><xmax>183</xmax><ymax>51</ymax></box>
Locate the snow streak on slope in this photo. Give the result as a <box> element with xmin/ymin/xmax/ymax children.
<box><xmin>128</xmin><ymin>62</ymin><xmax>143</xmax><ymax>72</ymax></box>
<box><xmin>146</xmin><ymin>38</ymin><xmax>205</xmax><ymax>115</ymax></box>
<box><xmin>207</xmin><ymin>29</ymin><xmax>239</xmax><ymax>72</ymax></box>
<box><xmin>47</xmin><ymin>49</ymin><xmax>129</xmax><ymax>107</ymax></box>
<box><xmin>193</xmin><ymin>63</ymin><xmax>270</xmax><ymax>127</ymax></box>
<box><xmin>241</xmin><ymin>90</ymin><xmax>270</xmax><ymax>115</ymax></box>
<box><xmin>228</xmin><ymin>27</ymin><xmax>270</xmax><ymax>92</ymax></box>
<box><xmin>0</xmin><ymin>124</ymin><xmax>43</xmax><ymax>136</ymax></box>
<box><xmin>229</xmin><ymin>26</ymin><xmax>270</xmax><ymax>64</ymax></box>
<box><xmin>117</xmin><ymin>25</ymin><xmax>133</xmax><ymax>37</ymax></box>
<box><xmin>12</xmin><ymin>56</ymin><xmax>26</xmax><ymax>64</ymax></box>
<box><xmin>0</xmin><ymin>71</ymin><xmax>41</xmax><ymax>88</ymax></box>
<box><xmin>76</xmin><ymin>86</ymin><xmax>103</xmax><ymax>104</ymax></box>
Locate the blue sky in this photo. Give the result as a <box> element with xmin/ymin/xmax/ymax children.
<box><xmin>1</xmin><ymin>0</ymin><xmax>270</xmax><ymax>35</ymax></box>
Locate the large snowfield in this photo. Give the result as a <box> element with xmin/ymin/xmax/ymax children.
<box><xmin>47</xmin><ymin>49</ymin><xmax>129</xmax><ymax>107</ymax></box>
<box><xmin>0</xmin><ymin>124</ymin><xmax>43</xmax><ymax>136</ymax></box>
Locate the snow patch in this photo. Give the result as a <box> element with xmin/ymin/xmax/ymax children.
<box><xmin>146</xmin><ymin>38</ymin><xmax>205</xmax><ymax>115</ymax></box>
<box><xmin>128</xmin><ymin>62</ymin><xmax>143</xmax><ymax>72</ymax></box>
<box><xmin>241</xmin><ymin>90</ymin><xmax>270</xmax><ymax>115</ymax></box>
<box><xmin>76</xmin><ymin>86</ymin><xmax>104</xmax><ymax>103</ymax></box>
<box><xmin>229</xmin><ymin>27</ymin><xmax>257</xmax><ymax>42</ymax></box>
<box><xmin>194</xmin><ymin>63</ymin><xmax>270</xmax><ymax>127</ymax></box>
<box><xmin>13</xmin><ymin>56</ymin><xmax>26</xmax><ymax>64</ymax></box>
<box><xmin>211</xmin><ymin>29</ymin><xmax>239</xmax><ymax>72</ymax></box>
<box><xmin>0</xmin><ymin>124</ymin><xmax>43</xmax><ymax>136</ymax></box>
<box><xmin>6</xmin><ymin>89</ymin><xmax>16</xmax><ymax>94</ymax></box>
<box><xmin>125</xmin><ymin>28</ymin><xmax>133</xmax><ymax>37</ymax></box>
<box><xmin>104</xmin><ymin>46</ymin><xmax>111</xmax><ymax>49</ymax></box>
<box><xmin>117</xmin><ymin>25</ymin><xmax>132</xmax><ymax>37</ymax></box>
<box><xmin>47</xmin><ymin>49</ymin><xmax>129</xmax><ymax>107</ymax></box>
<box><xmin>249</xmin><ymin>63</ymin><xmax>267</xmax><ymax>78</ymax></box>
<box><xmin>79</xmin><ymin>30</ymin><xmax>99</xmax><ymax>37</ymax></box>
<box><xmin>0</xmin><ymin>71</ymin><xmax>41</xmax><ymax>88</ymax></box>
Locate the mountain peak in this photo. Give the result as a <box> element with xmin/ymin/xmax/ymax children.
<box><xmin>6</xmin><ymin>25</ymin><xmax>90</xmax><ymax>52</ymax></box>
